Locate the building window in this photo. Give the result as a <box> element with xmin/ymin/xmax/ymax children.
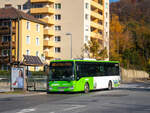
<box><xmin>85</xmin><ymin>3</ymin><xmax>89</xmax><ymax>9</ymax></box>
<box><xmin>99</xmin><ymin>30</ymin><xmax>103</xmax><ymax>35</ymax></box>
<box><xmin>2</xmin><ymin>21</ymin><xmax>10</xmax><ymax>26</ymax></box>
<box><xmin>106</xmin><ymin>32</ymin><xmax>108</xmax><ymax>37</ymax></box>
<box><xmin>36</xmin><ymin>24</ymin><xmax>40</xmax><ymax>32</ymax></box>
<box><xmin>55</xmin><ymin>14</ymin><xmax>61</xmax><ymax>20</ymax></box>
<box><xmin>27</xmin><ymin>21</ymin><xmax>30</xmax><ymax>30</ymax></box>
<box><xmin>36</xmin><ymin>37</ymin><xmax>39</xmax><ymax>45</ymax></box>
<box><xmin>85</xmin><ymin>14</ymin><xmax>89</xmax><ymax>20</ymax></box>
<box><xmin>106</xmin><ymin>22</ymin><xmax>108</xmax><ymax>27</ymax></box>
<box><xmin>55</xmin><ymin>26</ymin><xmax>61</xmax><ymax>31</ymax></box>
<box><xmin>1</xmin><ymin>65</ymin><xmax>9</xmax><ymax>70</ymax></box>
<box><xmin>98</xmin><ymin>20</ymin><xmax>103</xmax><ymax>25</ymax></box>
<box><xmin>85</xmin><ymin>25</ymin><xmax>89</xmax><ymax>31</ymax></box>
<box><xmin>26</xmin><ymin>36</ymin><xmax>30</xmax><ymax>44</ymax></box>
<box><xmin>2</xmin><ymin>35</ymin><xmax>10</xmax><ymax>42</ymax></box>
<box><xmin>36</xmin><ymin>51</ymin><xmax>39</xmax><ymax>56</ymax></box>
<box><xmin>26</xmin><ymin>50</ymin><xmax>30</xmax><ymax>55</ymax></box>
<box><xmin>55</xmin><ymin>36</ymin><xmax>61</xmax><ymax>42</ymax></box>
<box><xmin>33</xmin><ymin>4</ymin><xmax>43</xmax><ymax>8</ymax></box>
<box><xmin>106</xmin><ymin>3</ymin><xmax>108</xmax><ymax>9</ymax></box>
<box><xmin>34</xmin><ymin>14</ymin><xmax>43</xmax><ymax>19</ymax></box>
<box><xmin>18</xmin><ymin>5</ymin><xmax>21</xmax><ymax>10</ymax></box>
<box><xmin>85</xmin><ymin>36</ymin><xmax>89</xmax><ymax>42</ymax></box>
<box><xmin>55</xmin><ymin>47</ymin><xmax>61</xmax><ymax>53</ymax></box>
<box><xmin>23</xmin><ymin>4</ymin><xmax>27</xmax><ymax>10</ymax></box>
<box><xmin>55</xmin><ymin>3</ymin><xmax>61</xmax><ymax>9</ymax></box>
<box><xmin>106</xmin><ymin>12</ymin><xmax>108</xmax><ymax>18</ymax></box>
<box><xmin>35</xmin><ymin>66</ymin><xmax>39</xmax><ymax>71</ymax></box>
<box><xmin>2</xmin><ymin>49</ymin><xmax>9</xmax><ymax>56</ymax></box>
<box><xmin>99</xmin><ymin>11</ymin><xmax>103</xmax><ymax>15</ymax></box>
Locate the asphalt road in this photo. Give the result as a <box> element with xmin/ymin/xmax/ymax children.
<box><xmin>0</xmin><ymin>82</ymin><xmax>150</xmax><ymax>113</ymax></box>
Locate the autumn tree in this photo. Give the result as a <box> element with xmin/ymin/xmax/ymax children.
<box><xmin>81</xmin><ymin>39</ymin><xmax>108</xmax><ymax>60</ymax></box>
<box><xmin>110</xmin><ymin>14</ymin><xmax>133</xmax><ymax>68</ymax></box>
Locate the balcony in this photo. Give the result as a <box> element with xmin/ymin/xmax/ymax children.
<box><xmin>90</xmin><ymin>22</ymin><xmax>103</xmax><ymax>30</ymax></box>
<box><xmin>0</xmin><ymin>56</ymin><xmax>15</xmax><ymax>63</ymax></box>
<box><xmin>44</xmin><ymin>51</ymin><xmax>54</xmax><ymax>58</ymax></box>
<box><xmin>44</xmin><ymin>29</ymin><xmax>54</xmax><ymax>36</ymax></box>
<box><xmin>43</xmin><ymin>40</ymin><xmax>54</xmax><ymax>47</ymax></box>
<box><xmin>30</xmin><ymin>0</ymin><xmax>54</xmax><ymax>3</ymax></box>
<box><xmin>12</xmin><ymin>27</ymin><xmax>16</xmax><ymax>34</ymax></box>
<box><xmin>91</xmin><ymin>1</ymin><xmax>103</xmax><ymax>10</ymax></box>
<box><xmin>0</xmin><ymin>41</ymin><xmax>16</xmax><ymax>49</ymax></box>
<box><xmin>90</xmin><ymin>32</ymin><xmax>103</xmax><ymax>40</ymax></box>
<box><xmin>30</xmin><ymin>7</ymin><xmax>54</xmax><ymax>14</ymax></box>
<box><xmin>91</xmin><ymin>11</ymin><xmax>103</xmax><ymax>20</ymax></box>
<box><xmin>40</xmin><ymin>18</ymin><xmax>55</xmax><ymax>25</ymax></box>
<box><xmin>0</xmin><ymin>26</ymin><xmax>10</xmax><ymax>35</ymax></box>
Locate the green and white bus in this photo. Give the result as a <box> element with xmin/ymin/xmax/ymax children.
<box><xmin>47</xmin><ymin>59</ymin><xmax>120</xmax><ymax>93</ymax></box>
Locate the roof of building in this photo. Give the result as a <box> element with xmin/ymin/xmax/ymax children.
<box><xmin>22</xmin><ymin>55</ymin><xmax>44</xmax><ymax>66</ymax></box>
<box><xmin>0</xmin><ymin>7</ymin><xmax>45</xmax><ymax>25</ymax></box>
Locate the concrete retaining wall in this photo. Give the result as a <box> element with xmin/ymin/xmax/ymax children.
<box><xmin>121</xmin><ymin>68</ymin><xmax>149</xmax><ymax>82</ymax></box>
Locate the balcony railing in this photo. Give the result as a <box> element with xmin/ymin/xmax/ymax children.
<box><xmin>40</xmin><ymin>18</ymin><xmax>55</xmax><ymax>25</ymax></box>
<box><xmin>90</xmin><ymin>32</ymin><xmax>103</xmax><ymax>40</ymax></box>
<box><xmin>30</xmin><ymin>7</ymin><xmax>54</xmax><ymax>14</ymax></box>
<box><xmin>91</xmin><ymin>1</ymin><xmax>103</xmax><ymax>10</ymax></box>
<box><xmin>91</xmin><ymin>11</ymin><xmax>103</xmax><ymax>20</ymax></box>
<box><xmin>30</xmin><ymin>0</ymin><xmax>54</xmax><ymax>3</ymax></box>
<box><xmin>44</xmin><ymin>51</ymin><xmax>54</xmax><ymax>58</ymax></box>
<box><xmin>44</xmin><ymin>29</ymin><xmax>55</xmax><ymax>36</ymax></box>
<box><xmin>0</xmin><ymin>41</ymin><xmax>16</xmax><ymax>49</ymax></box>
<box><xmin>43</xmin><ymin>40</ymin><xmax>54</xmax><ymax>47</ymax></box>
<box><xmin>0</xmin><ymin>26</ymin><xmax>10</xmax><ymax>35</ymax></box>
<box><xmin>0</xmin><ymin>56</ymin><xmax>15</xmax><ymax>63</ymax></box>
<box><xmin>90</xmin><ymin>21</ymin><xmax>103</xmax><ymax>30</ymax></box>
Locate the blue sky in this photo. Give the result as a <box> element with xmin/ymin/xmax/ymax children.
<box><xmin>110</xmin><ymin>0</ymin><xmax>120</xmax><ymax>3</ymax></box>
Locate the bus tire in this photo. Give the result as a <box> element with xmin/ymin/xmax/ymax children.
<box><xmin>84</xmin><ymin>83</ymin><xmax>89</xmax><ymax>93</ymax></box>
<box><xmin>108</xmin><ymin>81</ymin><xmax>112</xmax><ymax>90</ymax></box>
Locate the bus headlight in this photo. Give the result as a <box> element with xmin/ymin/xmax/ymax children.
<box><xmin>49</xmin><ymin>87</ymin><xmax>52</xmax><ymax>90</ymax></box>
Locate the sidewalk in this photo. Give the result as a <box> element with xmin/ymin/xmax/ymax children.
<box><xmin>0</xmin><ymin>88</ymin><xmax>10</xmax><ymax>93</ymax></box>
<box><xmin>0</xmin><ymin>89</ymin><xmax>46</xmax><ymax>99</ymax></box>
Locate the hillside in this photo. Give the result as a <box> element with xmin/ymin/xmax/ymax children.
<box><xmin>109</xmin><ymin>0</ymin><xmax>150</xmax><ymax>73</ymax></box>
<box><xmin>110</xmin><ymin>0</ymin><xmax>150</xmax><ymax>26</ymax></box>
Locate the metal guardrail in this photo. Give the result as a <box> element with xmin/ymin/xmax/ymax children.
<box><xmin>26</xmin><ymin>76</ymin><xmax>47</xmax><ymax>91</ymax></box>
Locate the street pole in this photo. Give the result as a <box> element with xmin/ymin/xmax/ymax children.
<box><xmin>65</xmin><ymin>33</ymin><xmax>72</xmax><ymax>59</ymax></box>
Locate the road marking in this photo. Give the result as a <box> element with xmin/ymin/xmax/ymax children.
<box><xmin>49</xmin><ymin>105</ymin><xmax>86</xmax><ymax>113</ymax></box>
<box><xmin>17</xmin><ymin>108</ymin><xmax>36</xmax><ymax>113</ymax></box>
<box><xmin>63</xmin><ymin>105</ymin><xmax>86</xmax><ymax>111</ymax></box>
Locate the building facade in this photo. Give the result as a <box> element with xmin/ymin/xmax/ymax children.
<box><xmin>0</xmin><ymin>7</ymin><xmax>44</xmax><ymax>70</ymax></box>
<box><xmin>0</xmin><ymin>0</ymin><xmax>109</xmax><ymax>61</ymax></box>
<box><xmin>0</xmin><ymin>0</ymin><xmax>31</xmax><ymax>13</ymax></box>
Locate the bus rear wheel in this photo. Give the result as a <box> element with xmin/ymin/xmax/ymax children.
<box><xmin>108</xmin><ymin>81</ymin><xmax>112</xmax><ymax>90</ymax></box>
<box><xmin>84</xmin><ymin>83</ymin><xmax>89</xmax><ymax>93</ymax></box>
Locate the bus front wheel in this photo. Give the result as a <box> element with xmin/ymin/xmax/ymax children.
<box><xmin>84</xmin><ymin>83</ymin><xmax>89</xmax><ymax>93</ymax></box>
<box><xmin>108</xmin><ymin>81</ymin><xmax>112</xmax><ymax>90</ymax></box>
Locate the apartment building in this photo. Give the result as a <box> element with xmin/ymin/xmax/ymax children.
<box><xmin>0</xmin><ymin>0</ymin><xmax>109</xmax><ymax>61</ymax></box>
<box><xmin>0</xmin><ymin>0</ymin><xmax>31</xmax><ymax>13</ymax></box>
<box><xmin>0</xmin><ymin>7</ymin><xmax>44</xmax><ymax>70</ymax></box>
<box><xmin>30</xmin><ymin>0</ymin><xmax>55</xmax><ymax>63</ymax></box>
<box><xmin>30</xmin><ymin>0</ymin><xmax>109</xmax><ymax>60</ymax></box>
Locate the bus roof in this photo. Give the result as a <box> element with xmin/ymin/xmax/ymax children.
<box><xmin>50</xmin><ymin>60</ymin><xmax>119</xmax><ymax>63</ymax></box>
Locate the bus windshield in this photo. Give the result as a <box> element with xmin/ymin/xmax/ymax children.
<box><xmin>49</xmin><ymin>62</ymin><xmax>74</xmax><ymax>81</ymax></box>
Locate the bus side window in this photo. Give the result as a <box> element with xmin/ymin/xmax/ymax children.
<box><xmin>99</xmin><ymin>65</ymin><xmax>105</xmax><ymax>76</ymax></box>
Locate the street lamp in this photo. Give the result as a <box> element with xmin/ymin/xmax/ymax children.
<box><xmin>65</xmin><ymin>33</ymin><xmax>72</xmax><ymax>59</ymax></box>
